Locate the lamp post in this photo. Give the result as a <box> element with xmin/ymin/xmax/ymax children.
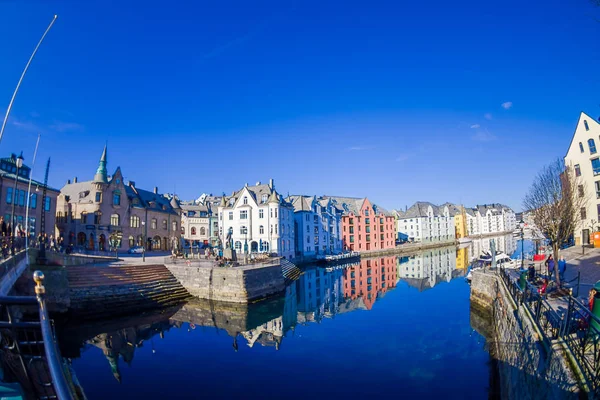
<box><xmin>10</xmin><ymin>152</ymin><xmax>24</xmax><ymax>255</ymax></box>
<box><xmin>519</xmin><ymin>219</ymin><xmax>525</xmax><ymax>270</ymax></box>
<box><xmin>141</xmin><ymin>221</ymin><xmax>146</xmax><ymax>262</ymax></box>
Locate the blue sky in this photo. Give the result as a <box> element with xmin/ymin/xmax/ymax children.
<box><xmin>1</xmin><ymin>0</ymin><xmax>599</xmax><ymax>211</ymax></box>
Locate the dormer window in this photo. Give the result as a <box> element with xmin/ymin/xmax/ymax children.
<box><xmin>585</xmin><ymin>120</ymin><xmax>590</xmax><ymax>131</ymax></box>
<box><xmin>243</xmin><ymin>196</ymin><xmax>248</xmax><ymax>205</ymax></box>
<box><xmin>261</xmin><ymin>194</ymin><xmax>268</xmax><ymax>203</ymax></box>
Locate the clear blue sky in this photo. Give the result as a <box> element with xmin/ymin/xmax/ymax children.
<box><xmin>1</xmin><ymin>0</ymin><xmax>599</xmax><ymax>212</ymax></box>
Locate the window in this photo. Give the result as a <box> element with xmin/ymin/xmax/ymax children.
<box><xmin>581</xmin><ymin>207</ymin><xmax>587</xmax><ymax>220</ymax></box>
<box><xmin>240</xmin><ymin>226</ymin><xmax>248</xmax><ymax>235</ymax></box>
<box><xmin>260</xmin><ymin>225</ymin><xmax>264</xmax><ymax>234</ymax></box>
<box><xmin>365</xmin><ymin>218</ymin><xmax>370</xmax><ymax>225</ymax></box>
<box><xmin>94</xmin><ymin>211</ymin><xmax>102</xmax><ymax>224</ymax></box>
<box><xmin>240</xmin><ymin>210</ymin><xmax>248</xmax><ymax>219</ymax></box>
<box><xmin>349</xmin><ymin>226</ymin><xmax>354</xmax><ymax>234</ymax></box>
<box><xmin>235</xmin><ymin>241</ymin><xmax>242</xmax><ymax>251</ymax></box>
<box><xmin>596</xmin><ymin>181</ymin><xmax>600</xmax><ymax>199</ymax></box>
<box><xmin>6</xmin><ymin>188</ymin><xmax>12</xmax><ymax>204</ymax></box>
<box><xmin>243</xmin><ymin>196</ymin><xmax>248</xmax><ymax>205</ymax></box>
<box><xmin>575</xmin><ymin>164</ymin><xmax>581</xmax><ymax>177</ymax></box>
<box><xmin>579</xmin><ymin>185</ymin><xmax>585</xmax><ymax>197</ymax></box>
<box><xmin>350</xmin><ymin>235</ymin><xmax>354</xmax><ymax>243</ymax></box>
<box><xmin>366</xmin><ymin>226</ymin><xmax>370</xmax><ymax>233</ymax></box>
<box><xmin>151</xmin><ymin>218</ymin><xmax>157</xmax><ymax>229</ymax></box>
<box><xmin>30</xmin><ymin>193</ymin><xmax>37</xmax><ymax>209</ymax></box>
<box><xmin>18</xmin><ymin>190</ymin><xmax>25</xmax><ymax>206</ymax></box>
<box><xmin>259</xmin><ymin>209</ymin><xmax>264</xmax><ymax>218</ymax></box>
<box><xmin>113</xmin><ymin>192</ymin><xmax>121</xmax><ymax>206</ymax></box>
<box><xmin>110</xmin><ymin>214</ymin><xmax>120</xmax><ymax>226</ymax></box>
<box><xmin>200</xmin><ymin>227</ymin><xmax>206</xmax><ymax>236</ymax></box>
<box><xmin>580</xmin><ymin>142</ymin><xmax>585</xmax><ymax>153</ymax></box>
<box><xmin>162</xmin><ymin>220</ymin><xmax>167</xmax><ymax>230</ymax></box>
<box><xmin>585</xmin><ymin>120</ymin><xmax>590</xmax><ymax>131</ymax></box>
<box><xmin>191</xmin><ymin>227</ymin><xmax>197</xmax><ymax>235</ymax></box>
<box><xmin>228</xmin><ymin>212</ymin><xmax>233</xmax><ymax>220</ymax></box>
<box><xmin>81</xmin><ymin>212</ymin><xmax>87</xmax><ymax>224</ymax></box>
<box><xmin>593</xmin><ymin>158</ymin><xmax>600</xmax><ymax>176</ymax></box>
<box><xmin>172</xmin><ymin>221</ymin><xmax>177</xmax><ymax>232</ymax></box>
<box><xmin>130</xmin><ymin>215</ymin><xmax>140</xmax><ymax>228</ymax></box>
<box><xmin>590</xmin><ymin>139</ymin><xmax>597</xmax><ymax>154</ymax></box>
<box><xmin>95</xmin><ymin>192</ymin><xmax>102</xmax><ymax>202</ymax></box>
<box><xmin>365</xmin><ymin>209</ymin><xmax>369</xmax><ymax>216</ymax></box>
<box><xmin>261</xmin><ymin>194</ymin><xmax>268</xmax><ymax>203</ymax></box>
<box><xmin>275</xmin><ymin>209</ymin><xmax>278</xmax><ymax>218</ymax></box>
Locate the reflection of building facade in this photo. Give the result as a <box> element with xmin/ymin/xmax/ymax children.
<box><xmin>456</xmin><ymin>246</ymin><xmax>469</xmax><ymax>270</ymax></box>
<box><xmin>323</xmin><ymin>196</ymin><xmax>395</xmax><ymax>252</ymax></box>
<box><xmin>394</xmin><ymin>202</ymin><xmax>455</xmax><ymax>243</ymax></box>
<box><xmin>343</xmin><ymin>257</ymin><xmax>397</xmax><ymax>310</ymax></box>
<box><xmin>217</xmin><ymin>180</ymin><xmax>295</xmax><ymax>260</ymax></box>
<box><xmin>296</xmin><ymin>268</ymin><xmax>344</xmax><ymax>323</ymax></box>
<box><xmin>398</xmin><ymin>246</ymin><xmax>457</xmax><ymax>290</ymax></box>
<box><xmin>287</xmin><ymin>195</ymin><xmax>343</xmax><ymax>258</ymax></box>
<box><xmin>55</xmin><ymin>147</ymin><xmax>181</xmax><ymax>251</ymax></box>
<box><xmin>468</xmin><ymin>234</ymin><xmax>517</xmax><ymax>259</ymax></box>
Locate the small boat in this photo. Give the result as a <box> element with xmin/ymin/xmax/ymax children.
<box><xmin>477</xmin><ymin>251</ymin><xmax>519</xmax><ymax>269</ymax></box>
<box><xmin>316</xmin><ymin>251</ymin><xmax>360</xmax><ymax>265</ymax></box>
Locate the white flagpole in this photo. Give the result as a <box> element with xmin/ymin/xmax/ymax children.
<box><xmin>25</xmin><ymin>134</ymin><xmax>40</xmax><ymax>252</ymax></box>
<box><xmin>0</xmin><ymin>15</ymin><xmax>57</xmax><ymax>147</ymax></box>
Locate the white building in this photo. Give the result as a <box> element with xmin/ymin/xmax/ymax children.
<box><xmin>469</xmin><ymin>204</ymin><xmax>517</xmax><ymax>236</ymax></box>
<box><xmin>217</xmin><ymin>180</ymin><xmax>295</xmax><ymax>260</ymax></box>
<box><xmin>564</xmin><ymin>112</ymin><xmax>600</xmax><ymax>245</ymax></box>
<box><xmin>394</xmin><ymin>202</ymin><xmax>455</xmax><ymax>243</ymax></box>
<box><xmin>180</xmin><ymin>203</ymin><xmax>212</xmax><ymax>246</ymax></box>
<box><xmin>286</xmin><ymin>195</ymin><xmax>343</xmax><ymax>258</ymax></box>
<box><xmin>397</xmin><ymin>246</ymin><xmax>457</xmax><ymax>290</ymax></box>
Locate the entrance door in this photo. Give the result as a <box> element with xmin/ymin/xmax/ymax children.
<box><xmin>583</xmin><ymin>229</ymin><xmax>590</xmax><ymax>245</ymax></box>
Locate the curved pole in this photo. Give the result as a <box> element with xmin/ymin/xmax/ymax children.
<box><xmin>0</xmin><ymin>15</ymin><xmax>58</xmax><ymax>147</ymax></box>
<box><xmin>25</xmin><ymin>134</ymin><xmax>41</xmax><ymax>251</ymax></box>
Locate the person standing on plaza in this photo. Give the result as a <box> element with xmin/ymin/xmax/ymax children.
<box><xmin>558</xmin><ymin>256</ymin><xmax>567</xmax><ymax>283</ymax></box>
<box><xmin>590</xmin><ymin>288</ymin><xmax>597</xmax><ymax>312</ymax></box>
<box><xmin>545</xmin><ymin>255</ymin><xmax>555</xmax><ymax>280</ymax></box>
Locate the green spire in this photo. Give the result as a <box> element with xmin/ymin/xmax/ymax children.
<box><xmin>93</xmin><ymin>145</ymin><xmax>108</xmax><ymax>183</ymax></box>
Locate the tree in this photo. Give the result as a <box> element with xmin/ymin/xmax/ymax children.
<box><xmin>523</xmin><ymin>159</ymin><xmax>588</xmax><ymax>286</ymax></box>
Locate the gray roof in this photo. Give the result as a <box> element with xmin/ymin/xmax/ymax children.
<box><xmin>287</xmin><ymin>195</ymin><xmax>312</xmax><ymax>212</ymax></box>
<box><xmin>125</xmin><ymin>186</ymin><xmax>179</xmax><ymax>215</ymax></box>
<box><xmin>220</xmin><ymin>183</ymin><xmax>292</xmax><ymax>209</ymax></box>
<box><xmin>396</xmin><ymin>202</ymin><xmax>439</xmax><ymax>219</ymax></box>
<box><xmin>322</xmin><ymin>196</ymin><xmax>391</xmax><ymax>216</ymax></box>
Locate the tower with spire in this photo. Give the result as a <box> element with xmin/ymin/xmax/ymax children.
<box><xmin>93</xmin><ymin>145</ymin><xmax>108</xmax><ymax>183</ymax></box>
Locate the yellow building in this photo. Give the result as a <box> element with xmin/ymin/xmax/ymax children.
<box><xmin>456</xmin><ymin>246</ymin><xmax>469</xmax><ymax>270</ymax></box>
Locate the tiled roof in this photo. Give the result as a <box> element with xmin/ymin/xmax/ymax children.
<box><xmin>322</xmin><ymin>196</ymin><xmax>391</xmax><ymax>216</ymax></box>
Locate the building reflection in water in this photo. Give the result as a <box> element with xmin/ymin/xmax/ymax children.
<box><xmin>468</xmin><ymin>234</ymin><xmax>517</xmax><ymax>261</ymax></box>
<box><xmin>60</xmin><ymin>241</ymin><xmax>509</xmax><ymax>382</ymax></box>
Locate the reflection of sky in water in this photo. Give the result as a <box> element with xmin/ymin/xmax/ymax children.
<box><xmin>65</xmin><ymin>251</ymin><xmax>492</xmax><ymax>400</ymax></box>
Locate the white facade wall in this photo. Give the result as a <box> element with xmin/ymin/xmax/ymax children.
<box><xmin>292</xmin><ymin>198</ymin><xmax>342</xmax><ymax>258</ymax></box>
<box><xmin>217</xmin><ymin>186</ymin><xmax>294</xmax><ymax>260</ymax></box>
<box><xmin>181</xmin><ymin>215</ymin><xmax>210</xmax><ymax>243</ymax></box>
<box><xmin>397</xmin><ymin>247</ymin><xmax>456</xmax><ymax>287</ymax></box>
<box><xmin>564</xmin><ymin>112</ymin><xmax>600</xmax><ymax>245</ymax></box>
<box><xmin>397</xmin><ymin>205</ymin><xmax>455</xmax><ymax>243</ymax></box>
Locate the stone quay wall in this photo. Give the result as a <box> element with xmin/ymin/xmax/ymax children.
<box><xmin>470</xmin><ymin>270</ymin><xmax>581</xmax><ymax>399</ymax></box>
<box><xmin>166</xmin><ymin>263</ymin><xmax>285</xmax><ymax>303</ymax></box>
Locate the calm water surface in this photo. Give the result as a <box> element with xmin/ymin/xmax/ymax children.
<box><xmin>58</xmin><ymin>239</ymin><xmax>513</xmax><ymax>399</ymax></box>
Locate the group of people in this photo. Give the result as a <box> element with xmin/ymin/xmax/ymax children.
<box><xmin>526</xmin><ymin>254</ymin><xmax>569</xmax><ymax>295</ymax></box>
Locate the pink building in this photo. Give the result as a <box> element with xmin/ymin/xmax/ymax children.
<box><xmin>323</xmin><ymin>197</ymin><xmax>396</xmax><ymax>252</ymax></box>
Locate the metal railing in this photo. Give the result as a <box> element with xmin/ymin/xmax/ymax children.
<box><xmin>0</xmin><ymin>271</ymin><xmax>76</xmax><ymax>399</ymax></box>
<box><xmin>497</xmin><ymin>267</ymin><xmax>600</xmax><ymax>395</ymax></box>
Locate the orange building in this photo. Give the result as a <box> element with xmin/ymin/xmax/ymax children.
<box><xmin>323</xmin><ymin>196</ymin><xmax>395</xmax><ymax>252</ymax></box>
<box><xmin>343</xmin><ymin>256</ymin><xmax>397</xmax><ymax>310</ymax></box>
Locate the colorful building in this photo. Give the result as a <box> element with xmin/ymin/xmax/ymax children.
<box><xmin>343</xmin><ymin>256</ymin><xmax>397</xmax><ymax>310</ymax></box>
<box><xmin>323</xmin><ymin>196</ymin><xmax>395</xmax><ymax>252</ymax></box>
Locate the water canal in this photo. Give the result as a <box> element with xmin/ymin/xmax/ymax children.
<box><xmin>57</xmin><ymin>234</ymin><xmax>518</xmax><ymax>399</ymax></box>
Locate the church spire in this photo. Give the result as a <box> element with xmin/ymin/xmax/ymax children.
<box><xmin>93</xmin><ymin>145</ymin><xmax>108</xmax><ymax>183</ymax></box>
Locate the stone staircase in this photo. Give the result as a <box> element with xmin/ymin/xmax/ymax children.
<box><xmin>67</xmin><ymin>264</ymin><xmax>190</xmax><ymax>319</ymax></box>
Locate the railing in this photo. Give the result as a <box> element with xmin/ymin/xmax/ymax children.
<box><xmin>497</xmin><ymin>267</ymin><xmax>600</xmax><ymax>395</ymax></box>
<box><xmin>0</xmin><ymin>271</ymin><xmax>76</xmax><ymax>399</ymax></box>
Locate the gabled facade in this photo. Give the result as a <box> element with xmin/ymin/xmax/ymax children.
<box><xmin>55</xmin><ymin>147</ymin><xmax>181</xmax><ymax>252</ymax></box>
<box><xmin>343</xmin><ymin>256</ymin><xmax>397</xmax><ymax>310</ymax></box>
<box><xmin>217</xmin><ymin>180</ymin><xmax>295</xmax><ymax>260</ymax></box>
<box><xmin>564</xmin><ymin>112</ymin><xmax>600</xmax><ymax>245</ymax></box>
<box><xmin>180</xmin><ymin>194</ymin><xmax>222</xmax><ymax>247</ymax></box>
<box><xmin>395</xmin><ymin>202</ymin><xmax>455</xmax><ymax>243</ymax></box>
<box><xmin>470</xmin><ymin>203</ymin><xmax>516</xmax><ymax>236</ymax></box>
<box><xmin>322</xmin><ymin>196</ymin><xmax>396</xmax><ymax>252</ymax></box>
<box><xmin>287</xmin><ymin>195</ymin><xmax>343</xmax><ymax>258</ymax></box>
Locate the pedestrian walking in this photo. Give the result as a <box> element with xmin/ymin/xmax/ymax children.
<box><xmin>545</xmin><ymin>255</ymin><xmax>555</xmax><ymax>280</ymax></box>
<box><xmin>558</xmin><ymin>256</ymin><xmax>567</xmax><ymax>282</ymax></box>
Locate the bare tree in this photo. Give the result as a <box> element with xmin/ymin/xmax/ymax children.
<box><xmin>523</xmin><ymin>159</ymin><xmax>588</xmax><ymax>286</ymax></box>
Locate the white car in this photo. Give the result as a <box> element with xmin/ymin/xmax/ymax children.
<box><xmin>128</xmin><ymin>246</ymin><xmax>144</xmax><ymax>254</ymax></box>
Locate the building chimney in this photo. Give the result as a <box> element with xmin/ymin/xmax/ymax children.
<box><xmin>67</xmin><ymin>179</ymin><xmax>71</xmax><ymax>185</ymax></box>
<box><xmin>256</xmin><ymin>181</ymin><xmax>261</xmax><ymax>186</ymax></box>
<box><xmin>129</xmin><ymin>181</ymin><xmax>136</xmax><ymax>188</ymax></box>
<box><xmin>73</xmin><ymin>177</ymin><xmax>78</xmax><ymax>183</ymax></box>
<box><xmin>269</xmin><ymin>178</ymin><xmax>274</xmax><ymax>189</ymax></box>
<box><xmin>154</xmin><ymin>187</ymin><xmax>158</xmax><ymax>194</ymax></box>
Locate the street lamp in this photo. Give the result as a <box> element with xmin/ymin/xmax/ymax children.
<box><xmin>10</xmin><ymin>152</ymin><xmax>24</xmax><ymax>255</ymax></box>
<box><xmin>519</xmin><ymin>219</ymin><xmax>525</xmax><ymax>270</ymax></box>
<box><xmin>141</xmin><ymin>221</ymin><xmax>146</xmax><ymax>262</ymax></box>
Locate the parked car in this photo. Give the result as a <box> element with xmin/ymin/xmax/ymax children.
<box><xmin>128</xmin><ymin>246</ymin><xmax>144</xmax><ymax>254</ymax></box>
